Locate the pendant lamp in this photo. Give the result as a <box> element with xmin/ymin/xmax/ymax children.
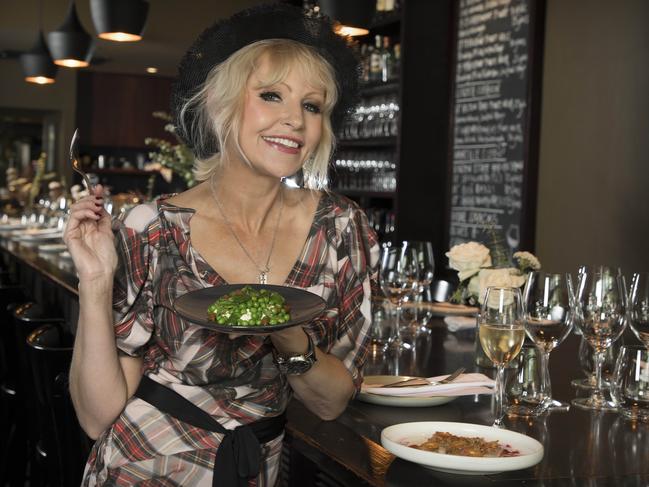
<box><xmin>20</xmin><ymin>31</ymin><xmax>58</xmax><ymax>84</ymax></box>
<box><xmin>47</xmin><ymin>0</ymin><xmax>94</xmax><ymax>68</ymax></box>
<box><xmin>318</xmin><ymin>0</ymin><xmax>375</xmax><ymax>37</ymax></box>
<box><xmin>90</xmin><ymin>0</ymin><xmax>149</xmax><ymax>42</ymax></box>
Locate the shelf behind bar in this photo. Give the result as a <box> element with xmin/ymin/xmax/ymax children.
<box><xmin>359</xmin><ymin>80</ymin><xmax>400</xmax><ymax>96</ymax></box>
<box><xmin>336</xmin><ymin>137</ymin><xmax>397</xmax><ymax>148</ymax></box>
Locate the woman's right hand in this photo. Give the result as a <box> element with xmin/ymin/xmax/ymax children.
<box><xmin>63</xmin><ymin>184</ymin><xmax>118</xmax><ymax>283</ymax></box>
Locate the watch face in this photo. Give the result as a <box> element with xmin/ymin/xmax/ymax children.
<box><xmin>286</xmin><ymin>356</ymin><xmax>314</xmax><ymax>375</ymax></box>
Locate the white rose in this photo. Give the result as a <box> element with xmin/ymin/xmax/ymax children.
<box><xmin>470</xmin><ymin>268</ymin><xmax>527</xmax><ymax>304</ymax></box>
<box><xmin>445</xmin><ymin>242</ymin><xmax>492</xmax><ymax>281</ymax></box>
<box><xmin>513</xmin><ymin>251</ymin><xmax>541</xmax><ymax>271</ymax></box>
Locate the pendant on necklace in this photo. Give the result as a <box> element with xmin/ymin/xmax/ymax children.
<box><xmin>259</xmin><ymin>271</ymin><xmax>268</xmax><ymax>285</ymax></box>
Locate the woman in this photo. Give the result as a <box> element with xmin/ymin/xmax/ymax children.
<box><xmin>64</xmin><ymin>4</ymin><xmax>379</xmax><ymax>486</ymax></box>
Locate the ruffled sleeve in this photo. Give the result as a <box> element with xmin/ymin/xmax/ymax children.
<box><xmin>320</xmin><ymin>199</ymin><xmax>380</xmax><ymax>393</ymax></box>
<box><xmin>111</xmin><ymin>204</ymin><xmax>157</xmax><ymax>356</ymax></box>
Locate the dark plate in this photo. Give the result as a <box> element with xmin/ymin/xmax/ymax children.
<box><xmin>173</xmin><ymin>284</ymin><xmax>327</xmax><ymax>333</ymax></box>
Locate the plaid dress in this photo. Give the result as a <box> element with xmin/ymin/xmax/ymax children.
<box><xmin>81</xmin><ymin>191</ymin><xmax>379</xmax><ymax>486</ymax></box>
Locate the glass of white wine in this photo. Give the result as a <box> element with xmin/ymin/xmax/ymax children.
<box><xmin>478</xmin><ymin>286</ymin><xmax>526</xmax><ymax>427</ymax></box>
<box><xmin>628</xmin><ymin>272</ymin><xmax>649</xmax><ymax>348</ymax></box>
<box><xmin>522</xmin><ymin>272</ymin><xmax>575</xmax><ymax>412</ymax></box>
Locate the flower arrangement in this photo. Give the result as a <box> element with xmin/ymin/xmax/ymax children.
<box><xmin>446</xmin><ymin>242</ymin><xmax>541</xmax><ymax>306</ymax></box>
<box><xmin>145</xmin><ymin>112</ymin><xmax>196</xmax><ymax>188</ymax></box>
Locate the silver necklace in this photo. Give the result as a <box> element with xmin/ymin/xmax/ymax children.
<box><xmin>209</xmin><ymin>176</ymin><xmax>284</xmax><ymax>284</ymax></box>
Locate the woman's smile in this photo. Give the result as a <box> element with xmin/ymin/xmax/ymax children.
<box><xmin>261</xmin><ymin>135</ymin><xmax>304</xmax><ymax>154</ymax></box>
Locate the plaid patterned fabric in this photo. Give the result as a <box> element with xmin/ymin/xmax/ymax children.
<box><xmin>81</xmin><ymin>191</ymin><xmax>379</xmax><ymax>486</ymax></box>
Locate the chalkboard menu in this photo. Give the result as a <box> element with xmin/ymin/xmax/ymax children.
<box><xmin>448</xmin><ymin>0</ymin><xmax>544</xmax><ymax>252</ymax></box>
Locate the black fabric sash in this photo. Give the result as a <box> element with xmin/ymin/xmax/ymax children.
<box><xmin>133</xmin><ymin>375</ymin><xmax>286</xmax><ymax>487</ymax></box>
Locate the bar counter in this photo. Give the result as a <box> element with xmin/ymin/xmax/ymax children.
<box><xmin>2</xmin><ymin>238</ymin><xmax>649</xmax><ymax>487</ymax></box>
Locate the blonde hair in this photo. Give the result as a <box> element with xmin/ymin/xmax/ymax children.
<box><xmin>178</xmin><ymin>39</ymin><xmax>339</xmax><ymax>189</ymax></box>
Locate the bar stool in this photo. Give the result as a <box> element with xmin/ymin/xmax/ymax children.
<box><xmin>27</xmin><ymin>324</ymin><xmax>90</xmax><ymax>487</ymax></box>
<box><xmin>1</xmin><ymin>302</ymin><xmax>64</xmax><ymax>487</ymax></box>
<box><xmin>0</xmin><ymin>288</ymin><xmax>26</xmax><ymax>486</ymax></box>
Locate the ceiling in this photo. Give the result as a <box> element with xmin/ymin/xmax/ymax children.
<box><xmin>0</xmin><ymin>0</ymin><xmax>276</xmax><ymax>77</ymax></box>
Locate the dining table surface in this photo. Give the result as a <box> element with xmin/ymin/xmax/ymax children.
<box><xmin>1</xmin><ymin>230</ymin><xmax>648</xmax><ymax>487</ymax></box>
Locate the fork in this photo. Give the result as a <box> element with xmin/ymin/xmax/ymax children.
<box><xmin>70</xmin><ymin>129</ymin><xmax>93</xmax><ymax>191</ymax></box>
<box><xmin>380</xmin><ymin>367</ymin><xmax>466</xmax><ymax>388</ymax></box>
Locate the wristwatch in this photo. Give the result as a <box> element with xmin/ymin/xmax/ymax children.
<box><xmin>272</xmin><ymin>333</ymin><xmax>317</xmax><ymax>376</ymax></box>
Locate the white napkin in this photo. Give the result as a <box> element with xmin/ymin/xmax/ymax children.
<box><xmin>362</xmin><ymin>373</ymin><xmax>495</xmax><ymax>397</ymax></box>
<box><xmin>444</xmin><ymin>315</ymin><xmax>477</xmax><ymax>332</ymax></box>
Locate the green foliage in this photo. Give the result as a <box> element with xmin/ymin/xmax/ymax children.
<box><xmin>484</xmin><ymin>226</ymin><xmax>510</xmax><ymax>268</ymax></box>
<box><xmin>145</xmin><ymin>112</ymin><xmax>196</xmax><ymax>188</ymax></box>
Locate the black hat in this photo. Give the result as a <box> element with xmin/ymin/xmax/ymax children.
<box><xmin>171</xmin><ymin>2</ymin><xmax>361</xmax><ymax>159</ymax></box>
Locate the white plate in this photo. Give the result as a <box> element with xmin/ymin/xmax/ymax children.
<box><xmin>12</xmin><ymin>231</ymin><xmax>63</xmax><ymax>241</ymax></box>
<box><xmin>358</xmin><ymin>376</ymin><xmax>457</xmax><ymax>407</ymax></box>
<box><xmin>381</xmin><ymin>421</ymin><xmax>543</xmax><ymax>475</ymax></box>
<box><xmin>38</xmin><ymin>243</ymin><xmax>68</xmax><ymax>253</ymax></box>
<box><xmin>0</xmin><ymin>223</ymin><xmax>30</xmax><ymax>231</ymax></box>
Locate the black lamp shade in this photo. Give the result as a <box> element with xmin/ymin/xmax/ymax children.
<box><xmin>319</xmin><ymin>0</ymin><xmax>375</xmax><ymax>36</ymax></box>
<box><xmin>20</xmin><ymin>31</ymin><xmax>58</xmax><ymax>84</ymax></box>
<box><xmin>47</xmin><ymin>1</ymin><xmax>94</xmax><ymax>68</ymax></box>
<box><xmin>91</xmin><ymin>0</ymin><xmax>149</xmax><ymax>42</ymax></box>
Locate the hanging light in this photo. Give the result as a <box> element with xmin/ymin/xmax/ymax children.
<box><xmin>318</xmin><ymin>0</ymin><xmax>375</xmax><ymax>37</ymax></box>
<box><xmin>20</xmin><ymin>31</ymin><xmax>58</xmax><ymax>84</ymax></box>
<box><xmin>90</xmin><ymin>0</ymin><xmax>149</xmax><ymax>42</ymax></box>
<box><xmin>47</xmin><ymin>0</ymin><xmax>94</xmax><ymax>68</ymax></box>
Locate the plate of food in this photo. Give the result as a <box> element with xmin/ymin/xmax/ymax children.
<box><xmin>358</xmin><ymin>376</ymin><xmax>457</xmax><ymax>407</ymax></box>
<box><xmin>381</xmin><ymin>421</ymin><xmax>543</xmax><ymax>475</ymax></box>
<box><xmin>173</xmin><ymin>284</ymin><xmax>326</xmax><ymax>333</ymax></box>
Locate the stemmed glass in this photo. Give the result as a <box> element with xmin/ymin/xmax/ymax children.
<box><xmin>478</xmin><ymin>286</ymin><xmax>526</xmax><ymax>427</ymax></box>
<box><xmin>402</xmin><ymin>240</ymin><xmax>435</xmax><ymax>332</ymax></box>
<box><xmin>379</xmin><ymin>243</ymin><xmax>417</xmax><ymax>352</ymax></box>
<box><xmin>628</xmin><ymin>272</ymin><xmax>649</xmax><ymax>347</ymax></box>
<box><xmin>572</xmin><ymin>266</ymin><xmax>627</xmax><ymax>411</ymax></box>
<box><xmin>522</xmin><ymin>272</ymin><xmax>574</xmax><ymax>411</ymax></box>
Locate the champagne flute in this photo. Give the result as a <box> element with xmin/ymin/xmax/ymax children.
<box><xmin>478</xmin><ymin>286</ymin><xmax>526</xmax><ymax>427</ymax></box>
<box><xmin>522</xmin><ymin>272</ymin><xmax>574</xmax><ymax>411</ymax></box>
<box><xmin>379</xmin><ymin>243</ymin><xmax>417</xmax><ymax>352</ymax></box>
<box><xmin>628</xmin><ymin>272</ymin><xmax>649</xmax><ymax>347</ymax></box>
<box><xmin>572</xmin><ymin>266</ymin><xmax>627</xmax><ymax>411</ymax></box>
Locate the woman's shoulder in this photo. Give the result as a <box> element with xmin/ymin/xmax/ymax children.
<box><xmin>320</xmin><ymin>190</ymin><xmax>365</xmax><ymax>218</ymax></box>
<box><xmin>122</xmin><ymin>202</ymin><xmax>159</xmax><ymax>232</ymax></box>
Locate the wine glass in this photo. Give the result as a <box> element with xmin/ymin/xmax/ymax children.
<box><xmin>402</xmin><ymin>240</ymin><xmax>435</xmax><ymax>331</ymax></box>
<box><xmin>522</xmin><ymin>272</ymin><xmax>574</xmax><ymax>411</ymax></box>
<box><xmin>572</xmin><ymin>336</ymin><xmax>620</xmax><ymax>390</ymax></box>
<box><xmin>379</xmin><ymin>243</ymin><xmax>417</xmax><ymax>352</ymax></box>
<box><xmin>611</xmin><ymin>345</ymin><xmax>649</xmax><ymax>422</ymax></box>
<box><xmin>628</xmin><ymin>272</ymin><xmax>649</xmax><ymax>347</ymax></box>
<box><xmin>571</xmin><ymin>266</ymin><xmax>627</xmax><ymax>411</ymax></box>
<box><xmin>478</xmin><ymin>286</ymin><xmax>526</xmax><ymax>427</ymax></box>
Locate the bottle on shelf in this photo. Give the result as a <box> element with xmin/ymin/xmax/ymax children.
<box><xmin>369</xmin><ymin>35</ymin><xmax>383</xmax><ymax>83</ymax></box>
<box><xmin>360</xmin><ymin>43</ymin><xmax>371</xmax><ymax>84</ymax></box>
<box><xmin>381</xmin><ymin>36</ymin><xmax>393</xmax><ymax>83</ymax></box>
<box><xmin>391</xmin><ymin>43</ymin><xmax>401</xmax><ymax>81</ymax></box>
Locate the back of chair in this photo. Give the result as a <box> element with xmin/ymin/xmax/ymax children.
<box><xmin>27</xmin><ymin>324</ymin><xmax>89</xmax><ymax>487</ymax></box>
